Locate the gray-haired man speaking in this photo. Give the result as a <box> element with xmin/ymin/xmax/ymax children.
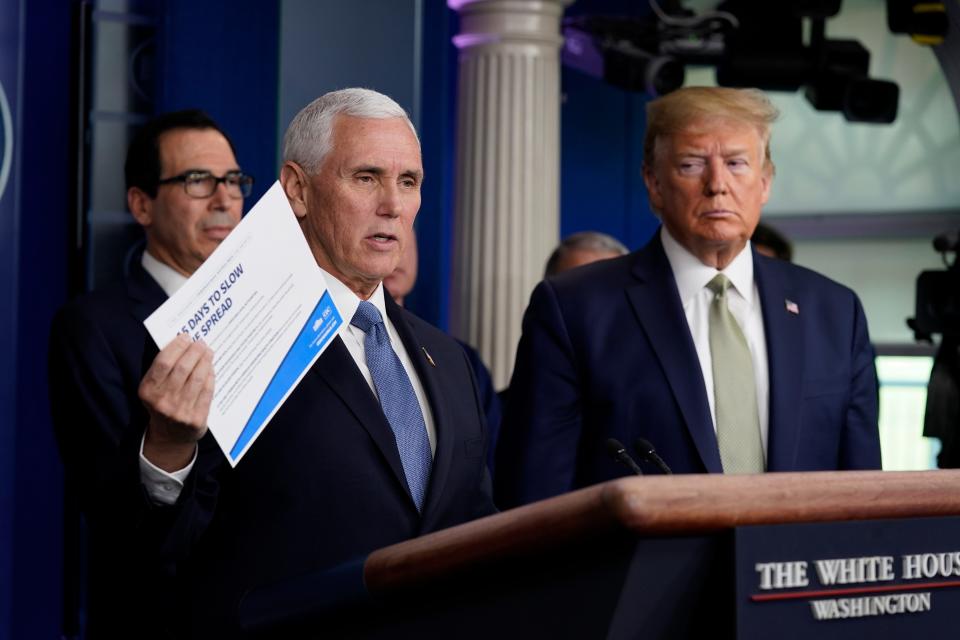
<box><xmin>61</xmin><ymin>89</ymin><xmax>496</xmax><ymax>637</ymax></box>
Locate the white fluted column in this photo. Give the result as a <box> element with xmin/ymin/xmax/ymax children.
<box><xmin>448</xmin><ymin>0</ymin><xmax>571</xmax><ymax>389</ymax></box>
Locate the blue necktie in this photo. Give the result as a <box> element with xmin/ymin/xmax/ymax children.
<box><xmin>351</xmin><ymin>301</ymin><xmax>433</xmax><ymax>511</ymax></box>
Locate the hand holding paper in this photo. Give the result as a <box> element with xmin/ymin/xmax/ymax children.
<box><xmin>144</xmin><ymin>181</ymin><xmax>344</xmax><ymax>466</ymax></box>
<box><xmin>139</xmin><ymin>333</ymin><xmax>214</xmax><ymax>471</ymax></box>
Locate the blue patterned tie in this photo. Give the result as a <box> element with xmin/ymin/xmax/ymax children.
<box><xmin>351</xmin><ymin>301</ymin><xmax>433</xmax><ymax>511</ymax></box>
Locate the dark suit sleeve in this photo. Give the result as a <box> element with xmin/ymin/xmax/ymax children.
<box><xmin>48</xmin><ymin>302</ymin><xmax>220</xmax><ymax>578</ymax></box>
<box><xmin>455</xmin><ymin>343</ymin><xmax>498</xmax><ymax>520</ymax></box>
<box><xmin>839</xmin><ymin>294</ymin><xmax>882</xmax><ymax>469</ymax></box>
<box><xmin>495</xmin><ymin>279</ymin><xmax>584</xmax><ymax>508</ymax></box>
<box><xmin>456</xmin><ymin>340</ymin><xmax>502</xmax><ymax>472</ymax></box>
<box><xmin>49</xmin><ymin>304</ymin><xmax>155</xmax><ymax>524</ymax></box>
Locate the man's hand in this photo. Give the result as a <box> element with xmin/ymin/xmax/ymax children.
<box><xmin>139</xmin><ymin>334</ymin><xmax>215</xmax><ymax>472</ymax></box>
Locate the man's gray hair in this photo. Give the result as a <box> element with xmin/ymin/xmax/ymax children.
<box><xmin>545</xmin><ymin>231</ymin><xmax>629</xmax><ymax>277</ymax></box>
<box><xmin>282</xmin><ymin>88</ymin><xmax>420</xmax><ymax>174</ymax></box>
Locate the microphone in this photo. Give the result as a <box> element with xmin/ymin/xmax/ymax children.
<box><xmin>634</xmin><ymin>437</ymin><xmax>673</xmax><ymax>475</ymax></box>
<box><xmin>605</xmin><ymin>438</ymin><xmax>643</xmax><ymax>476</ymax></box>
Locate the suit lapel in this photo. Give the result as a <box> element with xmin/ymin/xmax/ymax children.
<box><xmin>125</xmin><ymin>251</ymin><xmax>169</xmax><ymax>322</ymax></box>
<box><xmin>754</xmin><ymin>253</ymin><xmax>804</xmax><ymax>471</ymax></box>
<box><xmin>624</xmin><ymin>233</ymin><xmax>723</xmax><ymax>473</ymax></box>
<box><xmin>313</xmin><ymin>336</ymin><xmax>412</xmax><ymax>499</ymax></box>
<box><xmin>385</xmin><ymin>296</ymin><xmax>453</xmax><ymax>528</ymax></box>
<box><xmin>124</xmin><ymin>250</ymin><xmax>173</xmax><ymax>374</ymax></box>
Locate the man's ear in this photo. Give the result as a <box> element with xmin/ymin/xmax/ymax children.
<box><xmin>127</xmin><ymin>187</ymin><xmax>153</xmax><ymax>227</ymax></box>
<box><xmin>759</xmin><ymin>165</ymin><xmax>773</xmax><ymax>206</ymax></box>
<box><xmin>280</xmin><ymin>162</ymin><xmax>309</xmax><ymax>219</ymax></box>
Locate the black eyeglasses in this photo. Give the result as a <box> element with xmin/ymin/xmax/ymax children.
<box><xmin>157</xmin><ymin>170</ymin><xmax>254</xmax><ymax>199</ymax></box>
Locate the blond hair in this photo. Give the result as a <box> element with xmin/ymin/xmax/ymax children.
<box><xmin>643</xmin><ymin>86</ymin><xmax>779</xmax><ymax>174</ymax></box>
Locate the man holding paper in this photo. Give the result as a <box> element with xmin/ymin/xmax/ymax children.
<box><xmin>52</xmin><ymin>90</ymin><xmax>495</xmax><ymax>636</ymax></box>
<box><xmin>49</xmin><ymin>109</ymin><xmax>253</xmax><ymax>636</ymax></box>
<box><xmin>185</xmin><ymin>88</ymin><xmax>495</xmax><ymax>635</ymax></box>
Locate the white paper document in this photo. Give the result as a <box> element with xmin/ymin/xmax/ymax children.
<box><xmin>144</xmin><ymin>181</ymin><xmax>343</xmax><ymax>466</ymax></box>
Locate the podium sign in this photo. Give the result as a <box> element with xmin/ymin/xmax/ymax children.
<box><xmin>736</xmin><ymin>516</ymin><xmax>960</xmax><ymax>639</ymax></box>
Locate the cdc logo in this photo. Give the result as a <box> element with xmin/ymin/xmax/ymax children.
<box><xmin>0</xmin><ymin>80</ymin><xmax>11</xmax><ymax>203</ymax></box>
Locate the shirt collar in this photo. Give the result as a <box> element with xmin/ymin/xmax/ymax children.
<box><xmin>660</xmin><ymin>226</ymin><xmax>755</xmax><ymax>305</ymax></box>
<box><xmin>141</xmin><ymin>250</ymin><xmax>189</xmax><ymax>297</ymax></box>
<box><xmin>320</xmin><ymin>268</ymin><xmax>389</xmax><ymax>326</ymax></box>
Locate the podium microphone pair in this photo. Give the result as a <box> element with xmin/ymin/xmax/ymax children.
<box><xmin>605</xmin><ymin>437</ymin><xmax>672</xmax><ymax>475</ymax></box>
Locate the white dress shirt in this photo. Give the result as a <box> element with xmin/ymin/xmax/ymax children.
<box><xmin>659</xmin><ymin>227</ymin><xmax>770</xmax><ymax>458</ymax></box>
<box><xmin>138</xmin><ymin>252</ymin><xmax>437</xmax><ymax>504</ymax></box>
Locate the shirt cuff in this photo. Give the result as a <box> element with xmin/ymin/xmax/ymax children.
<box><xmin>138</xmin><ymin>433</ymin><xmax>197</xmax><ymax>506</ymax></box>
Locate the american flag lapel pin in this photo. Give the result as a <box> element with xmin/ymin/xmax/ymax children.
<box><xmin>785</xmin><ymin>299</ymin><xmax>800</xmax><ymax>315</ymax></box>
<box><xmin>422</xmin><ymin>346</ymin><xmax>437</xmax><ymax>367</ymax></box>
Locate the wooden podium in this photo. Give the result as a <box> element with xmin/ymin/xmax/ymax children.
<box><xmin>240</xmin><ymin>470</ymin><xmax>960</xmax><ymax>638</ymax></box>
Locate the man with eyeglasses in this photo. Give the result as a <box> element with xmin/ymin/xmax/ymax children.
<box><xmin>48</xmin><ymin>109</ymin><xmax>254</xmax><ymax>638</ymax></box>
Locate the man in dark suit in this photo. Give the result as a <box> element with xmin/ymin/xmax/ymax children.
<box><xmin>49</xmin><ymin>108</ymin><xmax>251</xmax><ymax>636</ymax></box>
<box><xmin>495</xmin><ymin>86</ymin><xmax>880</xmax><ymax>509</ymax></box>
<box><xmin>50</xmin><ymin>91</ymin><xmax>494</xmax><ymax>637</ymax></box>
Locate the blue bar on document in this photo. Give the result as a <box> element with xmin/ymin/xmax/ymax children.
<box><xmin>229</xmin><ymin>291</ymin><xmax>342</xmax><ymax>461</ymax></box>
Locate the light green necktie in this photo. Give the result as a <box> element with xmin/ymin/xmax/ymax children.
<box><xmin>707</xmin><ymin>274</ymin><xmax>765</xmax><ymax>474</ymax></box>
